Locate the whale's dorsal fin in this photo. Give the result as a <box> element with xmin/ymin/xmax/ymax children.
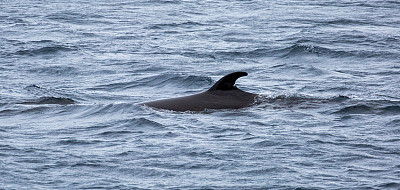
<box><xmin>208</xmin><ymin>72</ymin><xmax>248</xmax><ymax>91</ymax></box>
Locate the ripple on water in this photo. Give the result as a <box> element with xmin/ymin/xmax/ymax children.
<box><xmin>89</xmin><ymin>73</ymin><xmax>212</xmax><ymax>91</ymax></box>
<box><xmin>378</xmin><ymin>182</ymin><xmax>400</xmax><ymax>189</ymax></box>
<box><xmin>252</xmin><ymin>140</ymin><xmax>281</xmax><ymax>148</ymax></box>
<box><xmin>97</xmin><ymin>130</ymin><xmax>134</xmax><ymax>137</ymax></box>
<box><xmin>27</xmin><ymin>66</ymin><xmax>80</xmax><ymax>76</ymax></box>
<box><xmin>57</xmin><ymin>139</ymin><xmax>103</xmax><ymax>146</ymax></box>
<box><xmin>379</xmin><ymin>105</ymin><xmax>400</xmax><ymax>115</ymax></box>
<box><xmin>12</xmin><ymin>45</ymin><xmax>77</xmax><ymax>57</ymax></box>
<box><xmin>1</xmin><ymin>0</ymin><xmax>400</xmax><ymax>189</ymax></box>
<box><xmin>334</xmin><ymin>104</ymin><xmax>374</xmax><ymax>114</ymax></box>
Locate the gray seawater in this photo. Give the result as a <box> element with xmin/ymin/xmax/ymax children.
<box><xmin>1</xmin><ymin>0</ymin><xmax>400</xmax><ymax>189</ymax></box>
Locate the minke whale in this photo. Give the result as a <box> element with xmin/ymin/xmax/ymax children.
<box><xmin>140</xmin><ymin>72</ymin><xmax>257</xmax><ymax>111</ymax></box>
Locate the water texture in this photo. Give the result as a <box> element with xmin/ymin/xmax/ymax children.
<box><xmin>1</xmin><ymin>0</ymin><xmax>399</xmax><ymax>189</ymax></box>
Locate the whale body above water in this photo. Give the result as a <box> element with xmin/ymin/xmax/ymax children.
<box><xmin>140</xmin><ymin>72</ymin><xmax>257</xmax><ymax>111</ymax></box>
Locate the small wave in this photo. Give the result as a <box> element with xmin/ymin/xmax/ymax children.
<box><xmin>98</xmin><ymin>130</ymin><xmax>133</xmax><ymax>137</ymax></box>
<box><xmin>181</xmin><ymin>51</ymin><xmax>217</xmax><ymax>59</ymax></box>
<box><xmin>139</xmin><ymin>0</ymin><xmax>182</xmax><ymax>5</ymax></box>
<box><xmin>256</xmin><ymin>94</ymin><xmax>351</xmax><ymax>108</ymax></box>
<box><xmin>0</xmin><ymin>144</ymin><xmax>19</xmax><ymax>152</ymax></box>
<box><xmin>256</xmin><ymin>94</ymin><xmax>400</xmax><ymax>116</ymax></box>
<box><xmin>57</xmin><ymin>139</ymin><xmax>102</xmax><ymax>146</ymax></box>
<box><xmin>118</xmin><ymin>166</ymin><xmax>174</xmax><ymax>178</ymax></box>
<box><xmin>277</xmin><ymin>43</ymin><xmax>400</xmax><ymax>59</ymax></box>
<box><xmin>28</xmin><ymin>65</ymin><xmax>79</xmax><ymax>76</ymax></box>
<box><xmin>0</xmin><ymin>104</ymin><xmax>20</xmax><ymax>117</ymax></box>
<box><xmin>181</xmin><ymin>48</ymin><xmax>274</xmax><ymax>59</ymax></box>
<box><xmin>46</xmin><ymin>11</ymin><xmax>107</xmax><ymax>25</ymax></box>
<box><xmin>270</xmin><ymin>63</ymin><xmax>327</xmax><ymax>76</ymax></box>
<box><xmin>348</xmin><ymin>143</ymin><xmax>384</xmax><ymax>151</ymax></box>
<box><xmin>252</xmin><ymin>140</ymin><xmax>280</xmax><ymax>148</ymax></box>
<box><xmin>334</xmin><ymin>104</ymin><xmax>374</xmax><ymax>114</ymax></box>
<box><xmin>279</xmin><ymin>44</ymin><xmax>349</xmax><ymax>58</ymax></box>
<box><xmin>378</xmin><ymin>182</ymin><xmax>400</xmax><ymax>189</ymax></box>
<box><xmin>214</xmin><ymin>48</ymin><xmax>274</xmax><ymax>58</ymax></box>
<box><xmin>147</xmin><ymin>21</ymin><xmax>205</xmax><ymax>29</ymax></box>
<box><xmin>91</xmin><ymin>73</ymin><xmax>213</xmax><ymax>91</ymax></box>
<box><xmin>386</xmin><ymin>119</ymin><xmax>400</xmax><ymax>128</ymax></box>
<box><xmin>379</xmin><ymin>105</ymin><xmax>400</xmax><ymax>115</ymax></box>
<box><xmin>77</xmin><ymin>103</ymin><xmax>133</xmax><ymax>117</ymax></box>
<box><xmin>18</xmin><ymin>106</ymin><xmax>51</xmax><ymax>115</ymax></box>
<box><xmin>70</xmin><ymin>162</ymin><xmax>101</xmax><ymax>168</ymax></box>
<box><xmin>122</xmin><ymin>117</ymin><xmax>165</xmax><ymax>129</ymax></box>
<box><xmin>244</xmin><ymin>167</ymin><xmax>284</xmax><ymax>176</ymax></box>
<box><xmin>323</xmin><ymin>18</ymin><xmax>368</xmax><ymax>26</ymax></box>
<box><xmin>14</xmin><ymin>45</ymin><xmax>76</xmax><ymax>56</ymax></box>
<box><xmin>334</xmin><ymin>101</ymin><xmax>400</xmax><ymax>115</ymax></box>
<box><xmin>181</xmin><ymin>75</ymin><xmax>214</xmax><ymax>88</ymax></box>
<box><xmin>30</xmin><ymin>40</ymin><xmax>54</xmax><ymax>44</ymax></box>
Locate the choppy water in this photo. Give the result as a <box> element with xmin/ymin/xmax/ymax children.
<box><xmin>1</xmin><ymin>0</ymin><xmax>400</xmax><ymax>189</ymax></box>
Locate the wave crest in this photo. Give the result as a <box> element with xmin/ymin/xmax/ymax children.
<box><xmin>21</xmin><ymin>97</ymin><xmax>75</xmax><ymax>105</ymax></box>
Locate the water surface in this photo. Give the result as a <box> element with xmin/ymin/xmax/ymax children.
<box><xmin>1</xmin><ymin>0</ymin><xmax>400</xmax><ymax>189</ymax></box>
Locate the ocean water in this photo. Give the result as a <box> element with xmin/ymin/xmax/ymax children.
<box><xmin>1</xmin><ymin>0</ymin><xmax>400</xmax><ymax>189</ymax></box>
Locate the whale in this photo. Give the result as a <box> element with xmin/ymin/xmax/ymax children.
<box><xmin>140</xmin><ymin>71</ymin><xmax>257</xmax><ymax>111</ymax></box>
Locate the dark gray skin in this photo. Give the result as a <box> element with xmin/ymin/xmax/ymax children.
<box><xmin>140</xmin><ymin>72</ymin><xmax>257</xmax><ymax>111</ymax></box>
